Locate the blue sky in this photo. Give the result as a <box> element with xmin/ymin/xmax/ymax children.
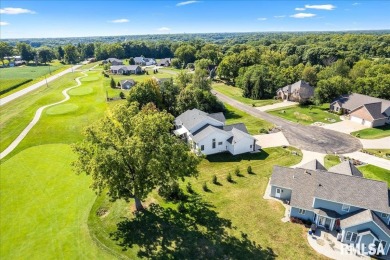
<box><xmin>1</xmin><ymin>1</ymin><xmax>389</xmax><ymax>39</ymax></box>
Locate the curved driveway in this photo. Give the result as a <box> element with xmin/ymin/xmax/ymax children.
<box><xmin>212</xmin><ymin>90</ymin><xmax>362</xmax><ymax>154</ymax></box>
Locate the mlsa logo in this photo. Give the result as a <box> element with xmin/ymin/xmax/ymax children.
<box><xmin>342</xmin><ymin>243</ymin><xmax>385</xmax><ymax>256</ymax></box>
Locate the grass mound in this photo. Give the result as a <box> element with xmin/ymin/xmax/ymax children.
<box><xmin>68</xmin><ymin>87</ymin><xmax>93</xmax><ymax>96</ymax></box>
<box><xmin>46</xmin><ymin>103</ymin><xmax>79</xmax><ymax>115</ymax></box>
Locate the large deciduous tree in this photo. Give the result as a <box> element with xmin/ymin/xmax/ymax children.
<box><xmin>63</xmin><ymin>44</ymin><xmax>79</xmax><ymax>64</ymax></box>
<box><xmin>0</xmin><ymin>42</ymin><xmax>13</xmax><ymax>66</ymax></box>
<box><xmin>174</xmin><ymin>44</ymin><xmax>196</xmax><ymax>67</ymax></box>
<box><xmin>72</xmin><ymin>102</ymin><xmax>200</xmax><ymax>211</ymax></box>
<box><xmin>38</xmin><ymin>47</ymin><xmax>55</xmax><ymax>64</ymax></box>
<box><xmin>16</xmin><ymin>42</ymin><xmax>35</xmax><ymax>64</ymax></box>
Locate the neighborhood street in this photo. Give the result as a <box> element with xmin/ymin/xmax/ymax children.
<box><xmin>212</xmin><ymin>89</ymin><xmax>362</xmax><ymax>154</ymax></box>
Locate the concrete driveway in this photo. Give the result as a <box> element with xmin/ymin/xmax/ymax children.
<box><xmin>256</xmin><ymin>101</ymin><xmax>298</xmax><ymax>111</ymax></box>
<box><xmin>343</xmin><ymin>151</ymin><xmax>390</xmax><ymax>170</ymax></box>
<box><xmin>253</xmin><ymin>132</ymin><xmax>289</xmax><ymax>148</ymax></box>
<box><xmin>360</xmin><ymin>137</ymin><xmax>390</xmax><ymax>149</ymax></box>
<box><xmin>292</xmin><ymin>150</ymin><xmax>326</xmax><ymax>168</ymax></box>
<box><xmin>321</xmin><ymin>120</ymin><xmax>369</xmax><ymax>134</ymax></box>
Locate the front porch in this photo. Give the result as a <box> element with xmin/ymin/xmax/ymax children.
<box><xmin>313</xmin><ymin>208</ymin><xmax>340</xmax><ymax>231</ymax></box>
<box><xmin>308</xmin><ymin>229</ymin><xmax>370</xmax><ymax>260</ymax></box>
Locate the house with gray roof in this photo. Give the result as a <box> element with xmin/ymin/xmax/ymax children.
<box><xmin>158</xmin><ymin>58</ymin><xmax>171</xmax><ymax>67</ymax></box>
<box><xmin>330</xmin><ymin>93</ymin><xmax>390</xmax><ymax>127</ymax></box>
<box><xmin>120</xmin><ymin>79</ymin><xmax>136</xmax><ymax>90</ymax></box>
<box><xmin>110</xmin><ymin>65</ymin><xmax>142</xmax><ymax>75</ymax></box>
<box><xmin>276</xmin><ymin>80</ymin><xmax>314</xmax><ymax>103</ymax></box>
<box><xmin>134</xmin><ymin>57</ymin><xmax>156</xmax><ymax>66</ymax></box>
<box><xmin>269</xmin><ymin>160</ymin><xmax>390</xmax><ymax>256</ymax></box>
<box><xmin>174</xmin><ymin>108</ymin><xmax>257</xmax><ymax>155</ymax></box>
<box><xmin>103</xmin><ymin>58</ymin><xmax>123</xmax><ymax>65</ymax></box>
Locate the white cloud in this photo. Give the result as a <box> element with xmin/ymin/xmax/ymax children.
<box><xmin>352</xmin><ymin>2</ymin><xmax>360</xmax><ymax>5</ymax></box>
<box><xmin>0</xmin><ymin>21</ymin><xmax>10</xmax><ymax>26</ymax></box>
<box><xmin>304</xmin><ymin>4</ymin><xmax>336</xmax><ymax>10</ymax></box>
<box><xmin>0</xmin><ymin>7</ymin><xmax>35</xmax><ymax>14</ymax></box>
<box><xmin>257</xmin><ymin>17</ymin><xmax>267</xmax><ymax>21</ymax></box>
<box><xmin>176</xmin><ymin>1</ymin><xmax>199</xmax><ymax>6</ymax></box>
<box><xmin>109</xmin><ymin>19</ymin><xmax>129</xmax><ymax>23</ymax></box>
<box><xmin>290</xmin><ymin>13</ymin><xmax>316</xmax><ymax>18</ymax></box>
<box><xmin>295</xmin><ymin>7</ymin><xmax>306</xmax><ymax>11</ymax></box>
<box><xmin>157</xmin><ymin>27</ymin><xmax>171</xmax><ymax>31</ymax></box>
<box><xmin>274</xmin><ymin>15</ymin><xmax>286</xmax><ymax>18</ymax></box>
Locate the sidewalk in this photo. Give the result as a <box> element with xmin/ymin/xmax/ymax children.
<box><xmin>0</xmin><ymin>65</ymin><xmax>81</xmax><ymax>106</ymax></box>
<box><xmin>343</xmin><ymin>151</ymin><xmax>390</xmax><ymax>170</ymax></box>
<box><xmin>359</xmin><ymin>137</ymin><xmax>390</xmax><ymax>149</ymax></box>
<box><xmin>255</xmin><ymin>100</ymin><xmax>297</xmax><ymax>112</ymax></box>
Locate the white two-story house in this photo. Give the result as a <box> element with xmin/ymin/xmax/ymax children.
<box><xmin>174</xmin><ymin>109</ymin><xmax>257</xmax><ymax>156</ymax></box>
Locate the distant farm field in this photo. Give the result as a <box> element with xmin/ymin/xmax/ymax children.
<box><xmin>0</xmin><ymin>64</ymin><xmax>65</xmax><ymax>79</ymax></box>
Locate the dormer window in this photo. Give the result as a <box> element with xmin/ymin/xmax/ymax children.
<box><xmin>382</xmin><ymin>213</ymin><xmax>389</xmax><ymax>219</ymax></box>
<box><xmin>342</xmin><ymin>204</ymin><xmax>350</xmax><ymax>212</ymax></box>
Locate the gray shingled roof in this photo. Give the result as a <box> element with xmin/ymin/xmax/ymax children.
<box><xmin>174</xmin><ymin>109</ymin><xmax>224</xmax><ymax>132</ymax></box>
<box><xmin>191</xmin><ymin>125</ymin><xmax>231</xmax><ymax>143</ymax></box>
<box><xmin>208</xmin><ymin>112</ymin><xmax>226</xmax><ymax>123</ymax></box>
<box><xmin>331</xmin><ymin>93</ymin><xmax>390</xmax><ymax>116</ymax></box>
<box><xmin>299</xmin><ymin>159</ymin><xmax>327</xmax><ymax>171</ymax></box>
<box><xmin>340</xmin><ymin>209</ymin><xmax>390</xmax><ymax>237</ymax></box>
<box><xmin>313</xmin><ymin>208</ymin><xmax>340</xmax><ymax>218</ymax></box>
<box><xmin>270</xmin><ymin>165</ymin><xmax>390</xmax><ymax>214</ymax></box>
<box><xmin>120</xmin><ymin>79</ymin><xmax>135</xmax><ymax>85</ymax></box>
<box><xmin>106</xmin><ymin>58</ymin><xmax>122</xmax><ymax>63</ymax></box>
<box><xmin>223</xmin><ymin>123</ymin><xmax>248</xmax><ymax>133</ymax></box>
<box><xmin>278</xmin><ymin>80</ymin><xmax>313</xmax><ymax>94</ymax></box>
<box><xmin>328</xmin><ymin>160</ymin><xmax>363</xmax><ymax>177</ymax></box>
<box><xmin>361</xmin><ymin>102</ymin><xmax>388</xmax><ymax>120</ymax></box>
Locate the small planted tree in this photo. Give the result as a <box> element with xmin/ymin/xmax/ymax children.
<box><xmin>247</xmin><ymin>165</ymin><xmax>253</xmax><ymax>174</ymax></box>
<box><xmin>110</xmin><ymin>77</ymin><xmax>116</xmax><ymax>89</ymax></box>
<box><xmin>119</xmin><ymin>92</ymin><xmax>125</xmax><ymax>99</ymax></box>
<box><xmin>212</xmin><ymin>175</ymin><xmax>217</xmax><ymax>184</ymax></box>
<box><xmin>202</xmin><ymin>182</ymin><xmax>209</xmax><ymax>192</ymax></box>
<box><xmin>227</xmin><ymin>172</ymin><xmax>233</xmax><ymax>183</ymax></box>
<box><xmin>234</xmin><ymin>166</ymin><xmax>241</xmax><ymax>176</ymax></box>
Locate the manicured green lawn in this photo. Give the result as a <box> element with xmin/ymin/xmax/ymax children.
<box><xmin>0</xmin><ymin>144</ymin><xmax>112</xmax><ymax>259</ymax></box>
<box><xmin>361</xmin><ymin>149</ymin><xmax>390</xmax><ymax>161</ymax></box>
<box><xmin>358</xmin><ymin>165</ymin><xmax>390</xmax><ymax>187</ymax></box>
<box><xmin>351</xmin><ymin>124</ymin><xmax>390</xmax><ymax>139</ymax></box>
<box><xmin>0</xmin><ymin>72</ymin><xmax>83</xmax><ymax>153</ymax></box>
<box><xmin>268</xmin><ymin>104</ymin><xmax>340</xmax><ymax>125</ymax></box>
<box><xmin>89</xmin><ymin>146</ymin><xmax>326</xmax><ymax>259</ymax></box>
<box><xmin>0</xmin><ymin>61</ymin><xmax>71</xmax><ymax>98</ymax></box>
<box><xmin>224</xmin><ymin>103</ymin><xmax>274</xmax><ymax>134</ymax></box>
<box><xmin>324</xmin><ymin>155</ymin><xmax>341</xmax><ymax>169</ymax></box>
<box><xmin>212</xmin><ymin>83</ymin><xmax>280</xmax><ymax>107</ymax></box>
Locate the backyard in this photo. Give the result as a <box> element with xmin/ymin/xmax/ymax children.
<box><xmin>88</xmin><ymin>146</ymin><xmax>329</xmax><ymax>259</ymax></box>
<box><xmin>268</xmin><ymin>104</ymin><xmax>340</xmax><ymax>125</ymax></box>
<box><xmin>212</xmin><ymin>83</ymin><xmax>280</xmax><ymax>107</ymax></box>
<box><xmin>351</xmin><ymin>124</ymin><xmax>390</xmax><ymax>139</ymax></box>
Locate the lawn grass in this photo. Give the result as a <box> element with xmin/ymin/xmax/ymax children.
<box><xmin>0</xmin><ymin>71</ymin><xmax>83</xmax><ymax>153</ymax></box>
<box><xmin>361</xmin><ymin>149</ymin><xmax>390</xmax><ymax>161</ymax></box>
<box><xmin>351</xmin><ymin>124</ymin><xmax>390</xmax><ymax>139</ymax></box>
<box><xmin>324</xmin><ymin>155</ymin><xmax>341</xmax><ymax>169</ymax></box>
<box><xmin>88</xmin><ymin>146</ymin><xmax>327</xmax><ymax>259</ymax></box>
<box><xmin>224</xmin><ymin>103</ymin><xmax>274</xmax><ymax>134</ymax></box>
<box><xmin>0</xmin><ymin>78</ymin><xmax>32</xmax><ymax>94</ymax></box>
<box><xmin>0</xmin><ymin>61</ymin><xmax>71</xmax><ymax>98</ymax></box>
<box><xmin>0</xmin><ymin>144</ymin><xmax>112</xmax><ymax>259</ymax></box>
<box><xmin>212</xmin><ymin>83</ymin><xmax>280</xmax><ymax>107</ymax></box>
<box><xmin>268</xmin><ymin>104</ymin><xmax>340</xmax><ymax>125</ymax></box>
<box><xmin>358</xmin><ymin>165</ymin><xmax>390</xmax><ymax>187</ymax></box>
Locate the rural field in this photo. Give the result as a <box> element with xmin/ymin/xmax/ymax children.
<box><xmin>0</xmin><ymin>61</ymin><xmax>70</xmax><ymax>97</ymax></box>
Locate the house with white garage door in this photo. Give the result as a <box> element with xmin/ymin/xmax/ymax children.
<box><xmin>174</xmin><ymin>109</ymin><xmax>257</xmax><ymax>155</ymax></box>
<box><xmin>330</xmin><ymin>93</ymin><xmax>390</xmax><ymax>127</ymax></box>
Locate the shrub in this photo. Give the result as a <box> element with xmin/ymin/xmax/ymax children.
<box><xmin>186</xmin><ymin>182</ymin><xmax>194</xmax><ymax>194</ymax></box>
<box><xmin>234</xmin><ymin>166</ymin><xmax>240</xmax><ymax>176</ymax></box>
<box><xmin>202</xmin><ymin>182</ymin><xmax>209</xmax><ymax>192</ymax></box>
<box><xmin>247</xmin><ymin>165</ymin><xmax>253</xmax><ymax>174</ymax></box>
<box><xmin>259</xmin><ymin>128</ymin><xmax>268</xmax><ymax>134</ymax></box>
<box><xmin>119</xmin><ymin>92</ymin><xmax>125</xmax><ymax>99</ymax></box>
<box><xmin>227</xmin><ymin>172</ymin><xmax>233</xmax><ymax>183</ymax></box>
<box><xmin>212</xmin><ymin>175</ymin><xmax>218</xmax><ymax>184</ymax></box>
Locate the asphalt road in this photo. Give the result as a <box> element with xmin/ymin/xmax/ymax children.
<box><xmin>212</xmin><ymin>90</ymin><xmax>362</xmax><ymax>154</ymax></box>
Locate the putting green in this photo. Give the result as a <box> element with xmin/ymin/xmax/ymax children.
<box><xmin>81</xmin><ymin>76</ymin><xmax>99</xmax><ymax>82</ymax></box>
<box><xmin>46</xmin><ymin>103</ymin><xmax>79</xmax><ymax>115</ymax></box>
<box><xmin>0</xmin><ymin>144</ymin><xmax>111</xmax><ymax>259</ymax></box>
<box><xmin>68</xmin><ymin>87</ymin><xmax>93</xmax><ymax>96</ymax></box>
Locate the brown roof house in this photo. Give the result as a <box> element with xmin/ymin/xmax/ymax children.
<box><xmin>276</xmin><ymin>80</ymin><xmax>314</xmax><ymax>103</ymax></box>
<box><xmin>330</xmin><ymin>93</ymin><xmax>390</xmax><ymax>127</ymax></box>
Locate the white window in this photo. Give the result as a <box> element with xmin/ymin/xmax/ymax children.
<box><xmin>298</xmin><ymin>209</ymin><xmax>306</xmax><ymax>215</ymax></box>
<box><xmin>342</xmin><ymin>204</ymin><xmax>350</xmax><ymax>212</ymax></box>
<box><xmin>346</xmin><ymin>231</ymin><xmax>357</xmax><ymax>242</ymax></box>
<box><xmin>381</xmin><ymin>213</ymin><xmax>389</xmax><ymax>219</ymax></box>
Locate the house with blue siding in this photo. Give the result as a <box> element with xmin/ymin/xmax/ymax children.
<box><xmin>269</xmin><ymin>159</ymin><xmax>390</xmax><ymax>256</ymax></box>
